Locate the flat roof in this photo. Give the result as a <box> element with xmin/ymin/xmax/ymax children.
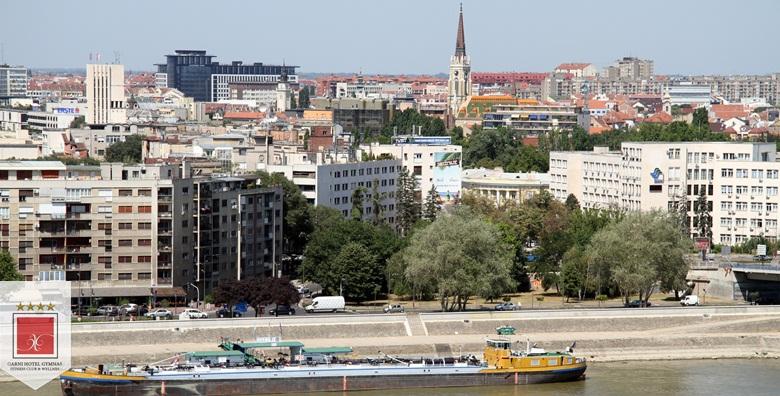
<box><xmin>238</xmin><ymin>341</ymin><xmax>304</xmax><ymax>349</ymax></box>
<box><xmin>303</xmin><ymin>347</ymin><xmax>353</xmax><ymax>354</ymax></box>
<box><xmin>188</xmin><ymin>350</ymin><xmax>245</xmax><ymax>357</ymax></box>
<box><xmin>0</xmin><ymin>161</ymin><xmax>66</xmax><ymax>170</ymax></box>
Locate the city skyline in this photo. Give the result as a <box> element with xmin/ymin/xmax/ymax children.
<box><xmin>2</xmin><ymin>0</ymin><xmax>779</xmax><ymax>75</ymax></box>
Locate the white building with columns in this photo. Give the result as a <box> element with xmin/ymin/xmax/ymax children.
<box><xmin>86</xmin><ymin>64</ymin><xmax>127</xmax><ymax>125</ymax></box>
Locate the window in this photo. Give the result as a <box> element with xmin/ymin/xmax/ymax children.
<box><xmin>721</xmin><ymin>185</ymin><xmax>733</xmax><ymax>195</ymax></box>
<box><xmin>138</xmin><ymin>273</ymin><xmax>152</xmax><ymax>280</ymax></box>
<box><xmin>138</xmin><ymin>256</ymin><xmax>152</xmax><ymax>263</ymax></box>
<box><xmin>767</xmin><ymin>203</ymin><xmax>778</xmax><ymax>213</ymax></box>
<box><xmin>720</xmin><ymin>218</ymin><xmax>732</xmax><ymax>227</ymax></box>
<box><xmin>138</xmin><ymin>239</ymin><xmax>151</xmax><ymax>246</ymax></box>
<box><xmin>736</xmin><ymin>185</ymin><xmax>748</xmax><ymax>194</ymax></box>
<box><xmin>118</xmin><ymin>273</ymin><xmax>132</xmax><ymax>280</ymax></box>
<box><xmin>138</xmin><ymin>222</ymin><xmax>152</xmax><ymax>230</ymax></box>
<box><xmin>736</xmin><ymin>169</ymin><xmax>748</xmax><ymax>178</ymax></box>
<box><xmin>767</xmin><ymin>187</ymin><xmax>778</xmax><ymax>196</ymax></box>
<box><xmin>97</xmin><ymin>206</ymin><xmax>112</xmax><ymax>213</ymax></box>
<box><xmin>736</xmin><ymin>218</ymin><xmax>747</xmax><ymax>227</ymax></box>
<box><xmin>721</xmin><ymin>202</ymin><xmax>732</xmax><ymax>211</ymax></box>
<box><xmin>736</xmin><ymin>202</ymin><xmax>748</xmax><ymax>211</ymax></box>
<box><xmin>118</xmin><ymin>256</ymin><xmax>132</xmax><ymax>263</ymax></box>
<box><xmin>98</xmin><ymin>273</ymin><xmax>112</xmax><ymax>281</ymax></box>
<box><xmin>118</xmin><ymin>222</ymin><xmax>132</xmax><ymax>230</ymax></box>
<box><xmin>118</xmin><ymin>189</ymin><xmax>133</xmax><ymax>197</ymax></box>
<box><xmin>721</xmin><ymin>168</ymin><xmax>734</xmax><ymax>178</ymax></box>
<box><xmin>138</xmin><ymin>189</ymin><xmax>152</xmax><ymax>197</ymax></box>
<box><xmin>752</xmin><ymin>169</ymin><xmax>764</xmax><ymax>179</ymax></box>
<box><xmin>767</xmin><ymin>170</ymin><xmax>779</xmax><ymax>179</ymax></box>
<box><xmin>137</xmin><ymin>206</ymin><xmax>152</xmax><ymax>213</ymax></box>
<box><xmin>118</xmin><ymin>206</ymin><xmax>132</xmax><ymax>213</ymax></box>
<box><xmin>118</xmin><ymin>239</ymin><xmax>132</xmax><ymax>247</ymax></box>
<box><xmin>751</xmin><ymin>202</ymin><xmax>763</xmax><ymax>212</ymax></box>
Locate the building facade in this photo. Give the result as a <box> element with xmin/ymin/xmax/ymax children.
<box><xmin>156</xmin><ymin>50</ymin><xmax>297</xmax><ymax>102</ymax></box>
<box><xmin>448</xmin><ymin>5</ymin><xmax>471</xmax><ymax>115</ymax></box>
<box><xmin>551</xmin><ymin>142</ymin><xmax>780</xmax><ymax>246</ymax></box>
<box><xmin>86</xmin><ymin>64</ymin><xmax>127</xmax><ymax>125</ymax></box>
<box><xmin>0</xmin><ymin>161</ymin><xmax>282</xmax><ymax>300</ymax></box>
<box><xmin>310</xmin><ymin>98</ymin><xmax>392</xmax><ymax>134</ymax></box>
<box><xmin>482</xmin><ymin>103</ymin><xmax>580</xmax><ymax>135</ymax></box>
<box><xmin>315</xmin><ymin>159</ymin><xmax>401</xmax><ymax>223</ymax></box>
<box><xmin>0</xmin><ymin>65</ymin><xmax>29</xmax><ymax>98</ymax></box>
<box><xmin>462</xmin><ymin>168</ymin><xmax>549</xmax><ymax>206</ymax></box>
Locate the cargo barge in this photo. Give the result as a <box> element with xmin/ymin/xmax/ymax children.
<box><xmin>61</xmin><ymin>336</ymin><xmax>586</xmax><ymax>395</ymax></box>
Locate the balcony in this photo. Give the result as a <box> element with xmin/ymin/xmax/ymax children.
<box><xmin>157</xmin><ymin>195</ymin><xmax>172</xmax><ymax>203</ymax></box>
<box><xmin>158</xmin><ymin>228</ymin><xmax>173</xmax><ymax>235</ymax></box>
<box><xmin>157</xmin><ymin>262</ymin><xmax>172</xmax><ymax>269</ymax></box>
<box><xmin>158</xmin><ymin>244</ymin><xmax>173</xmax><ymax>252</ymax></box>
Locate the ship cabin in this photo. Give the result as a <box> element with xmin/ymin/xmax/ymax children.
<box><xmin>186</xmin><ymin>350</ymin><xmax>247</xmax><ymax>366</ymax></box>
<box><xmin>483</xmin><ymin>339</ymin><xmax>579</xmax><ymax>370</ymax></box>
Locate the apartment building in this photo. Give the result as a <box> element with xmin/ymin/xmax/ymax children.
<box><xmin>310</xmin><ymin>98</ymin><xmax>393</xmax><ymax>135</ymax></box>
<box><xmin>0</xmin><ymin>161</ymin><xmax>282</xmax><ymax>301</ymax></box>
<box><xmin>86</xmin><ymin>64</ymin><xmax>127</xmax><ymax>125</ymax></box>
<box><xmin>0</xmin><ymin>65</ymin><xmax>29</xmax><ymax>98</ymax></box>
<box><xmin>550</xmin><ymin>142</ymin><xmax>780</xmax><ymax>246</ymax></box>
<box><xmin>360</xmin><ymin>136</ymin><xmax>462</xmax><ymax>203</ymax></box>
<box><xmin>483</xmin><ymin>103</ymin><xmax>580</xmax><ymax>135</ymax></box>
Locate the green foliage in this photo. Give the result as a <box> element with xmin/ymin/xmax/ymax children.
<box><xmin>0</xmin><ymin>251</ymin><xmax>23</xmax><ymax>281</ymax></box>
<box><xmin>396</xmin><ymin>167</ymin><xmax>420</xmax><ymax>235</ymax></box>
<box><xmin>565</xmin><ymin>194</ymin><xmax>580</xmax><ymax>211</ymax></box>
<box><xmin>213</xmin><ymin>277</ymin><xmax>300</xmax><ymax>316</ymax></box>
<box><xmin>255</xmin><ymin>171</ymin><xmax>312</xmax><ymax>261</ymax></box>
<box><xmin>351</xmin><ymin>187</ymin><xmax>366</xmax><ymax>220</ymax></box>
<box><xmin>694</xmin><ymin>188</ymin><xmax>712</xmax><ymax>241</ymax></box>
<box><xmin>383</xmin><ymin>108</ymin><xmax>446</xmax><ymax>137</ymax></box>
<box><xmin>586</xmin><ymin>211</ymin><xmax>690</xmax><ymax>304</ymax></box>
<box><xmin>36</xmin><ymin>155</ymin><xmax>100</xmax><ymax>166</ymax></box>
<box><xmin>300</xmin><ymin>215</ymin><xmax>402</xmax><ymax>301</ymax></box>
<box><xmin>422</xmin><ymin>184</ymin><xmax>439</xmax><ymax>221</ymax></box>
<box><xmin>105</xmin><ymin>134</ymin><xmax>145</xmax><ymax>164</ymax></box>
<box><xmin>692</xmin><ymin>108</ymin><xmax>709</xmax><ymax>129</ymax></box>
<box><xmin>69</xmin><ymin>116</ymin><xmax>86</xmax><ymax>129</ymax></box>
<box><xmin>331</xmin><ymin>242</ymin><xmax>382</xmax><ymax>302</ymax></box>
<box><xmin>463</xmin><ymin>127</ymin><xmax>548</xmax><ymax>172</ymax></box>
<box><xmin>400</xmin><ymin>208</ymin><xmax>515</xmax><ymax>311</ymax></box>
<box><xmin>298</xmin><ymin>87</ymin><xmax>311</xmax><ymax>109</ymax></box>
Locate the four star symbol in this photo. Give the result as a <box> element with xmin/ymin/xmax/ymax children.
<box><xmin>15</xmin><ymin>302</ymin><xmax>57</xmax><ymax>311</ymax></box>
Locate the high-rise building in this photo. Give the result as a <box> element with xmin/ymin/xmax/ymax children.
<box><xmin>86</xmin><ymin>64</ymin><xmax>127</xmax><ymax>125</ymax></box>
<box><xmin>0</xmin><ymin>161</ymin><xmax>282</xmax><ymax>300</ymax></box>
<box><xmin>448</xmin><ymin>5</ymin><xmax>471</xmax><ymax>115</ymax></box>
<box><xmin>156</xmin><ymin>50</ymin><xmax>297</xmax><ymax>102</ymax></box>
<box><xmin>0</xmin><ymin>65</ymin><xmax>29</xmax><ymax>98</ymax></box>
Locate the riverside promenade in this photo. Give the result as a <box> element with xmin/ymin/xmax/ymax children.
<box><xmin>67</xmin><ymin>305</ymin><xmax>780</xmax><ymax>365</ymax></box>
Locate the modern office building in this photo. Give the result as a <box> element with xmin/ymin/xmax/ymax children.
<box><xmin>550</xmin><ymin>142</ymin><xmax>780</xmax><ymax>246</ymax></box>
<box><xmin>86</xmin><ymin>64</ymin><xmax>127</xmax><ymax>125</ymax></box>
<box><xmin>0</xmin><ymin>65</ymin><xmax>29</xmax><ymax>98</ymax></box>
<box><xmin>361</xmin><ymin>136</ymin><xmax>462</xmax><ymax>203</ymax></box>
<box><xmin>0</xmin><ymin>161</ymin><xmax>282</xmax><ymax>300</ymax></box>
<box><xmin>482</xmin><ymin>103</ymin><xmax>580</xmax><ymax>135</ymax></box>
<box><xmin>155</xmin><ymin>50</ymin><xmax>297</xmax><ymax>102</ymax></box>
<box><xmin>26</xmin><ymin>111</ymin><xmax>78</xmax><ymax>131</ymax></box>
<box><xmin>310</xmin><ymin>98</ymin><xmax>393</xmax><ymax>135</ymax></box>
<box><xmin>462</xmin><ymin>168</ymin><xmax>549</xmax><ymax>206</ymax></box>
<box><xmin>663</xmin><ymin>82</ymin><xmax>712</xmax><ymax>110</ymax></box>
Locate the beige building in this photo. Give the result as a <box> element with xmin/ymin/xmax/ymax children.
<box><xmin>551</xmin><ymin>142</ymin><xmax>780</xmax><ymax>246</ymax></box>
<box><xmin>86</xmin><ymin>64</ymin><xmax>127</xmax><ymax>125</ymax></box>
<box><xmin>0</xmin><ymin>161</ymin><xmax>282</xmax><ymax>300</ymax></box>
<box><xmin>462</xmin><ymin>168</ymin><xmax>549</xmax><ymax>205</ymax></box>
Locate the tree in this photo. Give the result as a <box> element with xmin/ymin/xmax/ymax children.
<box><xmin>370</xmin><ymin>180</ymin><xmax>383</xmax><ymax>225</ymax></box>
<box><xmin>692</xmin><ymin>107</ymin><xmax>709</xmax><ymax>130</ymax></box>
<box><xmin>331</xmin><ymin>242</ymin><xmax>382</xmax><ymax>303</ymax></box>
<box><xmin>351</xmin><ymin>187</ymin><xmax>365</xmax><ymax>220</ymax></box>
<box><xmin>694</xmin><ymin>188</ymin><xmax>712</xmax><ymax>242</ymax></box>
<box><xmin>105</xmin><ymin>134</ymin><xmax>145</xmax><ymax>164</ymax></box>
<box><xmin>396</xmin><ymin>167</ymin><xmax>419</xmax><ymax>235</ymax></box>
<box><xmin>69</xmin><ymin>116</ymin><xmax>86</xmax><ymax>129</ymax></box>
<box><xmin>560</xmin><ymin>245</ymin><xmax>589</xmax><ymax>301</ymax></box>
<box><xmin>212</xmin><ymin>279</ymin><xmax>244</xmax><ymax>315</ymax></box>
<box><xmin>255</xmin><ymin>171</ymin><xmax>312</xmax><ymax>264</ymax></box>
<box><xmin>382</xmin><ymin>108</ymin><xmax>446</xmax><ymax>137</ymax></box>
<box><xmin>290</xmin><ymin>93</ymin><xmax>297</xmax><ymax>110</ymax></box>
<box><xmin>586</xmin><ymin>211</ymin><xmax>690</xmax><ymax>305</ymax></box>
<box><xmin>422</xmin><ymin>184</ymin><xmax>439</xmax><ymax>221</ymax></box>
<box><xmin>401</xmin><ymin>208</ymin><xmax>514</xmax><ymax>311</ymax></box>
<box><xmin>565</xmin><ymin>194</ymin><xmax>580</xmax><ymax>211</ymax></box>
<box><xmin>0</xmin><ymin>251</ymin><xmax>23</xmax><ymax>281</ymax></box>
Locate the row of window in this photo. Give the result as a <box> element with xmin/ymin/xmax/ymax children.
<box><xmin>721</xmin><ymin>186</ymin><xmax>779</xmax><ymax>196</ymax></box>
<box><xmin>719</xmin><ymin>202</ymin><xmax>778</xmax><ymax>212</ymax></box>
<box><xmin>333</xmin><ymin>166</ymin><xmax>396</xmax><ymax>178</ymax></box>
<box><xmin>96</xmin><ymin>272</ymin><xmax>152</xmax><ymax>281</ymax></box>
<box><xmin>719</xmin><ymin>218</ymin><xmax>778</xmax><ymax>228</ymax></box>
<box><xmin>721</xmin><ymin>168</ymin><xmax>779</xmax><ymax>179</ymax></box>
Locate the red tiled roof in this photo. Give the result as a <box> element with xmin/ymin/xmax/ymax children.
<box><xmin>643</xmin><ymin>112</ymin><xmax>673</xmax><ymax>124</ymax></box>
<box><xmin>555</xmin><ymin>63</ymin><xmax>592</xmax><ymax>71</ymax></box>
<box><xmin>223</xmin><ymin>111</ymin><xmax>265</xmax><ymax>120</ymax></box>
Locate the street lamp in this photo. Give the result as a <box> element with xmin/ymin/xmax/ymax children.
<box><xmin>188</xmin><ymin>283</ymin><xmax>200</xmax><ymax>308</ymax></box>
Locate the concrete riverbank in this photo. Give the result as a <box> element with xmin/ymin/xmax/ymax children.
<box><xmin>63</xmin><ymin>306</ymin><xmax>780</xmax><ymax>366</ymax></box>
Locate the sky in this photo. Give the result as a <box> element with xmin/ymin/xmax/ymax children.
<box><xmin>3</xmin><ymin>0</ymin><xmax>779</xmax><ymax>75</ymax></box>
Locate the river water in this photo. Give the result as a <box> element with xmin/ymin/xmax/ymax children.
<box><xmin>5</xmin><ymin>359</ymin><xmax>780</xmax><ymax>395</ymax></box>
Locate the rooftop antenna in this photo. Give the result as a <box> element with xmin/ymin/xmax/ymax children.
<box><xmin>114</xmin><ymin>51</ymin><xmax>121</xmax><ymax>64</ymax></box>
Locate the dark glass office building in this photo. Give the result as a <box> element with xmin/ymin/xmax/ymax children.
<box><xmin>156</xmin><ymin>50</ymin><xmax>297</xmax><ymax>102</ymax></box>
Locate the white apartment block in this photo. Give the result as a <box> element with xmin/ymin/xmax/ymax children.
<box><xmin>462</xmin><ymin>168</ymin><xmax>549</xmax><ymax>206</ymax></box>
<box><xmin>551</xmin><ymin>142</ymin><xmax>780</xmax><ymax>245</ymax></box>
<box><xmin>360</xmin><ymin>136</ymin><xmax>462</xmax><ymax>203</ymax></box>
<box><xmin>86</xmin><ymin>64</ymin><xmax>127</xmax><ymax>125</ymax></box>
<box><xmin>0</xmin><ymin>66</ymin><xmax>28</xmax><ymax>98</ymax></box>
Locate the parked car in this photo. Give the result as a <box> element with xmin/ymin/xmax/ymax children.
<box><xmin>680</xmin><ymin>295</ymin><xmax>699</xmax><ymax>306</ymax></box>
<box><xmin>71</xmin><ymin>305</ymin><xmax>90</xmax><ymax>316</ymax></box>
<box><xmin>305</xmin><ymin>296</ymin><xmax>345</xmax><ymax>313</ymax></box>
<box><xmin>217</xmin><ymin>307</ymin><xmax>242</xmax><ymax>318</ymax></box>
<box><xmin>119</xmin><ymin>303</ymin><xmax>138</xmax><ymax>315</ymax></box>
<box><xmin>145</xmin><ymin>308</ymin><xmax>173</xmax><ymax>319</ymax></box>
<box><xmin>137</xmin><ymin>305</ymin><xmax>149</xmax><ymax>316</ymax></box>
<box><xmin>181</xmin><ymin>308</ymin><xmax>208</xmax><ymax>319</ymax></box>
<box><xmin>494</xmin><ymin>302</ymin><xmax>520</xmax><ymax>311</ymax></box>
<box><xmin>626</xmin><ymin>300</ymin><xmax>652</xmax><ymax>308</ymax></box>
<box><xmin>269</xmin><ymin>304</ymin><xmax>296</xmax><ymax>316</ymax></box>
<box><xmin>96</xmin><ymin>305</ymin><xmax>119</xmax><ymax>316</ymax></box>
<box><xmin>383</xmin><ymin>304</ymin><xmax>405</xmax><ymax>314</ymax></box>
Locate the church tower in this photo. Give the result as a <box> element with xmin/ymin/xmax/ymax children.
<box><xmin>276</xmin><ymin>64</ymin><xmax>291</xmax><ymax>113</ymax></box>
<box><xmin>448</xmin><ymin>4</ymin><xmax>471</xmax><ymax>116</ymax></box>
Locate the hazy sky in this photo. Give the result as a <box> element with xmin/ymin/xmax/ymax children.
<box><xmin>3</xmin><ymin>0</ymin><xmax>778</xmax><ymax>75</ymax></box>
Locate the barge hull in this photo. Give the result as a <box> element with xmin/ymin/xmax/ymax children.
<box><xmin>62</xmin><ymin>368</ymin><xmax>586</xmax><ymax>396</ymax></box>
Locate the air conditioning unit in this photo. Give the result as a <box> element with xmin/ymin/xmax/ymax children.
<box><xmin>759</xmin><ymin>179</ymin><xmax>763</xmax><ymax>183</ymax></box>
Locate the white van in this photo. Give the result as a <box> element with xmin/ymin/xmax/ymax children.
<box><xmin>681</xmin><ymin>295</ymin><xmax>699</xmax><ymax>306</ymax></box>
<box><xmin>305</xmin><ymin>296</ymin><xmax>345</xmax><ymax>313</ymax></box>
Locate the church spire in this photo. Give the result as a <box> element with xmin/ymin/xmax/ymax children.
<box><xmin>454</xmin><ymin>3</ymin><xmax>466</xmax><ymax>57</ymax></box>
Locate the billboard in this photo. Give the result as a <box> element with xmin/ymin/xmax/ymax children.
<box><xmin>433</xmin><ymin>152</ymin><xmax>461</xmax><ymax>201</ymax></box>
